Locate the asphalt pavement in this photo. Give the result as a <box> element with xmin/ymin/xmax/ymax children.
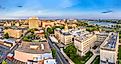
<box><xmin>0</xmin><ymin>31</ymin><xmax>69</xmax><ymax>64</ymax></box>
<box><xmin>48</xmin><ymin>36</ymin><xmax>69</xmax><ymax>64</ymax></box>
<box><xmin>0</xmin><ymin>31</ymin><xmax>29</xmax><ymax>63</ymax></box>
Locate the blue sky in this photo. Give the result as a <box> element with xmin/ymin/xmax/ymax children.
<box><xmin>0</xmin><ymin>0</ymin><xmax>121</xmax><ymax>19</ymax></box>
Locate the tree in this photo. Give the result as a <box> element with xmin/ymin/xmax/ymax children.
<box><xmin>52</xmin><ymin>26</ymin><xmax>64</xmax><ymax>31</ymax></box>
<box><xmin>23</xmin><ymin>36</ymin><xmax>31</xmax><ymax>42</ymax></box>
<box><xmin>47</xmin><ymin>28</ymin><xmax>53</xmax><ymax>34</ymax></box>
<box><xmin>64</xmin><ymin>44</ymin><xmax>82</xmax><ymax>64</ymax></box>
<box><xmin>86</xmin><ymin>25</ymin><xmax>100</xmax><ymax>32</ymax></box>
<box><xmin>52</xmin><ymin>48</ymin><xmax>56</xmax><ymax>58</ymax></box>
<box><xmin>4</xmin><ymin>33</ymin><xmax>9</xmax><ymax>39</ymax></box>
<box><xmin>78</xmin><ymin>22</ymin><xmax>88</xmax><ymax>26</ymax></box>
<box><xmin>2</xmin><ymin>60</ymin><xmax>7</xmax><ymax>64</ymax></box>
<box><xmin>28</xmin><ymin>28</ymin><xmax>35</xmax><ymax>34</ymax></box>
<box><xmin>64</xmin><ymin>44</ymin><xmax>77</xmax><ymax>59</ymax></box>
<box><xmin>57</xmin><ymin>26</ymin><xmax>64</xmax><ymax>29</ymax></box>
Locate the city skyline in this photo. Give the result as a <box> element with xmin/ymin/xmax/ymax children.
<box><xmin>1</xmin><ymin>0</ymin><xmax>121</xmax><ymax>19</ymax></box>
<box><xmin>0</xmin><ymin>16</ymin><xmax>120</xmax><ymax>64</ymax></box>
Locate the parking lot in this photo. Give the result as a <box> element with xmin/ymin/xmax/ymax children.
<box><xmin>0</xmin><ymin>45</ymin><xmax>10</xmax><ymax>58</ymax></box>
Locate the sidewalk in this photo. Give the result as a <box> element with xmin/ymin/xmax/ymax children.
<box><xmin>85</xmin><ymin>55</ymin><xmax>97</xmax><ymax>64</ymax></box>
<box><xmin>60</xmin><ymin>48</ymin><xmax>75</xmax><ymax>64</ymax></box>
<box><xmin>119</xmin><ymin>43</ymin><xmax>121</xmax><ymax>45</ymax></box>
<box><xmin>85</xmin><ymin>48</ymin><xmax>99</xmax><ymax>64</ymax></box>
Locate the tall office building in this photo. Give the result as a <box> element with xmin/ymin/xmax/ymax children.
<box><xmin>54</xmin><ymin>23</ymin><xmax>73</xmax><ymax>45</ymax></box>
<box><xmin>28</xmin><ymin>17</ymin><xmax>39</xmax><ymax>29</ymax></box>
<box><xmin>100</xmin><ymin>32</ymin><xmax>119</xmax><ymax>64</ymax></box>
<box><xmin>74</xmin><ymin>32</ymin><xmax>97</xmax><ymax>56</ymax></box>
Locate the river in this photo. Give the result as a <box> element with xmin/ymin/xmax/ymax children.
<box><xmin>87</xmin><ymin>21</ymin><xmax>116</xmax><ymax>27</ymax></box>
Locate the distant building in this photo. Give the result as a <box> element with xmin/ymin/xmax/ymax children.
<box><xmin>34</xmin><ymin>29</ymin><xmax>45</xmax><ymax>39</ymax></box>
<box><xmin>54</xmin><ymin>23</ymin><xmax>73</xmax><ymax>45</ymax></box>
<box><xmin>67</xmin><ymin>19</ymin><xmax>78</xmax><ymax>28</ymax></box>
<box><xmin>0</xmin><ymin>39</ymin><xmax>16</xmax><ymax>47</ymax></box>
<box><xmin>4</xmin><ymin>22</ymin><xmax>12</xmax><ymax>27</ymax></box>
<box><xmin>100</xmin><ymin>32</ymin><xmax>119</xmax><ymax>64</ymax></box>
<box><xmin>55</xmin><ymin>20</ymin><xmax>65</xmax><ymax>26</ymax></box>
<box><xmin>60</xmin><ymin>24</ymin><xmax>73</xmax><ymax>44</ymax></box>
<box><xmin>54</xmin><ymin>28</ymin><xmax>61</xmax><ymax>42</ymax></box>
<box><xmin>20</xmin><ymin>24</ymin><xmax>29</xmax><ymax>28</ymax></box>
<box><xmin>54</xmin><ymin>24</ymin><xmax>87</xmax><ymax>45</ymax></box>
<box><xmin>28</xmin><ymin>17</ymin><xmax>39</xmax><ymax>29</ymax></box>
<box><xmin>74</xmin><ymin>32</ymin><xmax>97</xmax><ymax>56</ymax></box>
<box><xmin>68</xmin><ymin>23</ymin><xmax>77</xmax><ymax>28</ymax></box>
<box><xmin>60</xmin><ymin>32</ymin><xmax>73</xmax><ymax>45</ymax></box>
<box><xmin>15</xmin><ymin>22</ymin><xmax>20</xmax><ymax>26</ymax></box>
<box><xmin>4</xmin><ymin>29</ymin><xmax>22</xmax><ymax>38</ymax></box>
<box><xmin>42</xmin><ymin>21</ymin><xmax>54</xmax><ymax>28</ymax></box>
<box><xmin>95</xmin><ymin>32</ymin><xmax>109</xmax><ymax>46</ymax></box>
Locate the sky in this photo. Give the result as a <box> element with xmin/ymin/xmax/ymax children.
<box><xmin>0</xmin><ymin>0</ymin><xmax>121</xmax><ymax>19</ymax></box>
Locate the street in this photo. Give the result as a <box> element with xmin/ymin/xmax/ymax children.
<box><xmin>86</xmin><ymin>47</ymin><xmax>100</xmax><ymax>64</ymax></box>
<box><xmin>48</xmin><ymin>36</ymin><xmax>69</xmax><ymax>64</ymax></box>
<box><xmin>0</xmin><ymin>31</ymin><xmax>69</xmax><ymax>64</ymax></box>
<box><xmin>0</xmin><ymin>31</ymin><xmax>29</xmax><ymax>63</ymax></box>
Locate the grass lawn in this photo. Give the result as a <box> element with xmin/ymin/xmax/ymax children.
<box><xmin>119</xmin><ymin>33</ymin><xmax>121</xmax><ymax>42</ymax></box>
<box><xmin>71</xmin><ymin>55</ymin><xmax>82</xmax><ymax>64</ymax></box>
<box><xmin>91</xmin><ymin>56</ymin><xmax>100</xmax><ymax>64</ymax></box>
<box><xmin>81</xmin><ymin>51</ymin><xmax>93</xmax><ymax>63</ymax></box>
<box><xmin>120</xmin><ymin>39</ymin><xmax>121</xmax><ymax>43</ymax></box>
<box><xmin>32</xmin><ymin>40</ymin><xmax>40</xmax><ymax>42</ymax></box>
<box><xmin>118</xmin><ymin>46</ymin><xmax>121</xmax><ymax>64</ymax></box>
<box><xmin>119</xmin><ymin>60</ymin><xmax>121</xmax><ymax>64</ymax></box>
<box><xmin>86</xmin><ymin>26</ymin><xmax>99</xmax><ymax>32</ymax></box>
<box><xmin>119</xmin><ymin>46</ymin><xmax>121</xmax><ymax>59</ymax></box>
<box><xmin>69</xmin><ymin>51</ymin><xmax>93</xmax><ymax>64</ymax></box>
<box><xmin>119</xmin><ymin>34</ymin><xmax>121</xmax><ymax>39</ymax></box>
<box><xmin>52</xmin><ymin>48</ymin><xmax>56</xmax><ymax>58</ymax></box>
<box><xmin>64</xmin><ymin>44</ymin><xmax>93</xmax><ymax>64</ymax></box>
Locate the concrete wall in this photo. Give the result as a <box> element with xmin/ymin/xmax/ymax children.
<box><xmin>14</xmin><ymin>50</ymin><xmax>42</xmax><ymax>62</ymax></box>
<box><xmin>100</xmin><ymin>49</ymin><xmax>117</xmax><ymax>64</ymax></box>
<box><xmin>74</xmin><ymin>35</ymin><xmax>97</xmax><ymax>56</ymax></box>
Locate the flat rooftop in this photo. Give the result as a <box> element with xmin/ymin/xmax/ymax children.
<box><xmin>55</xmin><ymin>27</ymin><xmax>87</xmax><ymax>36</ymax></box>
<box><xmin>75</xmin><ymin>32</ymin><xmax>94</xmax><ymax>42</ymax></box>
<box><xmin>16</xmin><ymin>41</ymin><xmax>51</xmax><ymax>54</ymax></box>
<box><xmin>55</xmin><ymin>28</ymin><xmax>61</xmax><ymax>31</ymax></box>
<box><xmin>71</xmin><ymin>30</ymin><xmax>89</xmax><ymax>37</ymax></box>
<box><xmin>101</xmin><ymin>32</ymin><xmax>119</xmax><ymax>50</ymax></box>
<box><xmin>61</xmin><ymin>32</ymin><xmax>71</xmax><ymax>35</ymax></box>
<box><xmin>104</xmin><ymin>33</ymin><xmax>118</xmax><ymax>48</ymax></box>
<box><xmin>60</xmin><ymin>30</ymin><xmax>71</xmax><ymax>36</ymax></box>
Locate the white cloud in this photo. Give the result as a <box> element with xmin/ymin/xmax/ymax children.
<box><xmin>60</xmin><ymin>0</ymin><xmax>73</xmax><ymax>8</ymax></box>
<box><xmin>0</xmin><ymin>9</ymin><xmax>65</xmax><ymax>18</ymax></box>
<box><xmin>2</xmin><ymin>10</ymin><xmax>44</xmax><ymax>17</ymax></box>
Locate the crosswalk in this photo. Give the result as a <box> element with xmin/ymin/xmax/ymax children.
<box><xmin>11</xmin><ymin>59</ymin><xmax>26</xmax><ymax>64</ymax></box>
